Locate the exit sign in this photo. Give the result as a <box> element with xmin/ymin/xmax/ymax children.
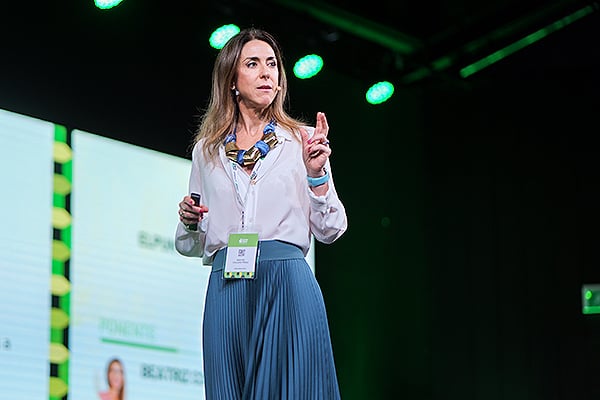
<box><xmin>582</xmin><ymin>284</ymin><xmax>600</xmax><ymax>314</ymax></box>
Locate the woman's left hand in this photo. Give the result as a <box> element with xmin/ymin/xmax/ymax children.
<box><xmin>301</xmin><ymin>111</ymin><xmax>331</xmax><ymax>176</ymax></box>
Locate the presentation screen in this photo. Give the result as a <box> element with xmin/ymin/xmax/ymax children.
<box><xmin>0</xmin><ymin>108</ymin><xmax>54</xmax><ymax>399</ymax></box>
<box><xmin>68</xmin><ymin>129</ymin><xmax>209</xmax><ymax>399</ymax></box>
<box><xmin>0</xmin><ymin>107</ymin><xmax>315</xmax><ymax>400</ymax></box>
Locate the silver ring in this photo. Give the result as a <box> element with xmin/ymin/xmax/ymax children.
<box><xmin>179</xmin><ymin>210</ymin><xmax>184</xmax><ymax>217</ymax></box>
<box><xmin>323</xmin><ymin>140</ymin><xmax>330</xmax><ymax>145</ymax></box>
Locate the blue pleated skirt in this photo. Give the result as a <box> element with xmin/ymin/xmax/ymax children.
<box><xmin>202</xmin><ymin>240</ymin><xmax>341</xmax><ymax>400</ymax></box>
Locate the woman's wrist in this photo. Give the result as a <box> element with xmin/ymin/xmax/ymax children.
<box><xmin>307</xmin><ymin>167</ymin><xmax>326</xmax><ymax>178</ymax></box>
<box><xmin>307</xmin><ymin>168</ymin><xmax>329</xmax><ymax>187</ymax></box>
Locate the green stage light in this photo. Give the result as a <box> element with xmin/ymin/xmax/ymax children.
<box><xmin>365</xmin><ymin>81</ymin><xmax>394</xmax><ymax>104</ymax></box>
<box><xmin>460</xmin><ymin>5</ymin><xmax>596</xmax><ymax>78</ymax></box>
<box><xmin>293</xmin><ymin>54</ymin><xmax>324</xmax><ymax>79</ymax></box>
<box><xmin>94</xmin><ymin>0</ymin><xmax>124</xmax><ymax>9</ymax></box>
<box><xmin>209</xmin><ymin>24</ymin><xmax>240</xmax><ymax>50</ymax></box>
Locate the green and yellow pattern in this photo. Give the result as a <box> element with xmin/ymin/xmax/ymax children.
<box><xmin>49</xmin><ymin>125</ymin><xmax>72</xmax><ymax>399</ymax></box>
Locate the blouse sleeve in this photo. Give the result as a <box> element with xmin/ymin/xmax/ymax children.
<box><xmin>307</xmin><ymin>159</ymin><xmax>348</xmax><ymax>244</ymax></box>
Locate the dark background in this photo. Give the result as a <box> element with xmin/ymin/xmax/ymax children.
<box><xmin>2</xmin><ymin>1</ymin><xmax>599</xmax><ymax>399</ymax></box>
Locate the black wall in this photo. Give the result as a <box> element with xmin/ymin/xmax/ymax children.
<box><xmin>315</xmin><ymin>15</ymin><xmax>599</xmax><ymax>399</ymax></box>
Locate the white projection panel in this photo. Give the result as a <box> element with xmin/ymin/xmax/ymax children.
<box><xmin>69</xmin><ymin>130</ymin><xmax>210</xmax><ymax>399</ymax></box>
<box><xmin>0</xmin><ymin>108</ymin><xmax>54</xmax><ymax>399</ymax></box>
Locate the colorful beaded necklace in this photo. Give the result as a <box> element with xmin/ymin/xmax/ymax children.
<box><xmin>224</xmin><ymin>120</ymin><xmax>278</xmax><ymax>167</ymax></box>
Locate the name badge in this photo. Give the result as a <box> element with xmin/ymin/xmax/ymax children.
<box><xmin>224</xmin><ymin>232</ymin><xmax>259</xmax><ymax>279</ymax></box>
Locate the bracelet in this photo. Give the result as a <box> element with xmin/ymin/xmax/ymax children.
<box><xmin>307</xmin><ymin>168</ymin><xmax>330</xmax><ymax>187</ymax></box>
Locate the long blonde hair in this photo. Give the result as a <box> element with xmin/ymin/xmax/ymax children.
<box><xmin>192</xmin><ymin>28</ymin><xmax>306</xmax><ymax>162</ymax></box>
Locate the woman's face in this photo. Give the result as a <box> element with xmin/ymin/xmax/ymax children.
<box><xmin>234</xmin><ymin>39</ymin><xmax>280</xmax><ymax>109</ymax></box>
<box><xmin>108</xmin><ymin>361</ymin><xmax>124</xmax><ymax>389</ymax></box>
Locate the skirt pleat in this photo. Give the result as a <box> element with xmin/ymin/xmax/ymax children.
<box><xmin>202</xmin><ymin>241</ymin><xmax>341</xmax><ymax>400</ymax></box>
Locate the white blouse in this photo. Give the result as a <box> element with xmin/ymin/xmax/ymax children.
<box><xmin>174</xmin><ymin>125</ymin><xmax>347</xmax><ymax>265</ymax></box>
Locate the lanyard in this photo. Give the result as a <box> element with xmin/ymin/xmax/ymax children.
<box><xmin>229</xmin><ymin>160</ymin><xmax>262</xmax><ymax>230</ymax></box>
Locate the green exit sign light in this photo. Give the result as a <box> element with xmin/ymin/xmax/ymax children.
<box><xmin>582</xmin><ymin>284</ymin><xmax>600</xmax><ymax>314</ymax></box>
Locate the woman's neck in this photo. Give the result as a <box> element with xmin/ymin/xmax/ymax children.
<box><xmin>237</xmin><ymin>121</ymin><xmax>264</xmax><ymax>138</ymax></box>
<box><xmin>235</xmin><ymin>113</ymin><xmax>267</xmax><ymax>149</ymax></box>
<box><xmin>236</xmin><ymin>106</ymin><xmax>268</xmax><ymax>138</ymax></box>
